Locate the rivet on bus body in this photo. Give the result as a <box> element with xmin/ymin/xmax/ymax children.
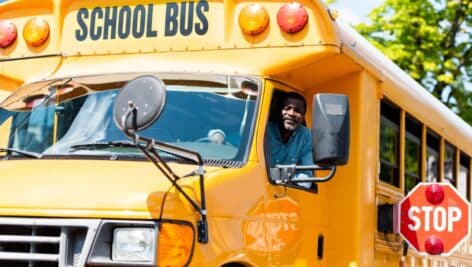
<box><xmin>0</xmin><ymin>19</ymin><xmax>17</xmax><ymax>48</ymax></box>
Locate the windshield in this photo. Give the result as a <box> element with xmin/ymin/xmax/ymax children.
<box><xmin>0</xmin><ymin>73</ymin><xmax>260</xmax><ymax>165</ymax></box>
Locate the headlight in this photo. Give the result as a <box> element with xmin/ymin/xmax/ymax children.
<box><xmin>112</xmin><ymin>228</ymin><xmax>156</xmax><ymax>262</ymax></box>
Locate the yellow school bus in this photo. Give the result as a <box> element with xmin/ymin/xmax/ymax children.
<box><xmin>1</xmin><ymin>0</ymin><xmax>471</xmax><ymax>266</ymax></box>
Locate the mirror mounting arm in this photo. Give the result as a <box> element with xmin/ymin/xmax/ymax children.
<box><xmin>271</xmin><ymin>164</ymin><xmax>337</xmax><ymax>185</ymax></box>
<box><xmin>121</xmin><ymin>104</ymin><xmax>209</xmax><ymax>243</ymax></box>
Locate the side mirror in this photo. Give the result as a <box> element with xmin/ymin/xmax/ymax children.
<box><xmin>113</xmin><ymin>75</ymin><xmax>166</xmax><ymax>132</ymax></box>
<box><xmin>312</xmin><ymin>94</ymin><xmax>350</xmax><ymax>165</ymax></box>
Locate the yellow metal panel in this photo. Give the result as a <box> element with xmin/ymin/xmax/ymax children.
<box><xmin>0</xmin><ymin>76</ymin><xmax>22</xmax><ymax>93</ymax></box>
<box><xmin>57</xmin><ymin>0</ymin><xmax>338</xmax><ymax>55</ymax></box>
<box><xmin>0</xmin><ymin>117</ymin><xmax>11</xmax><ymax>148</ymax></box>
<box><xmin>0</xmin><ymin>1</ymin><xmax>59</xmax><ymax>57</ymax></box>
<box><xmin>1</xmin><ymin>0</ymin><xmax>342</xmax><ymax>84</ymax></box>
<box><xmin>306</xmin><ymin>71</ymin><xmax>379</xmax><ymax>266</ymax></box>
<box><xmin>0</xmin><ymin>159</ymin><xmax>221</xmax><ymax>219</ymax></box>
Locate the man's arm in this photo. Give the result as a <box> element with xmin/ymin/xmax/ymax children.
<box><xmin>292</xmin><ymin>128</ymin><xmax>314</xmax><ymax>188</ymax></box>
<box><xmin>298</xmin><ymin>127</ymin><xmax>313</xmax><ymax>168</ymax></box>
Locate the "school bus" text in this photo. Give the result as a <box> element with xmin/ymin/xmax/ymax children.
<box><xmin>75</xmin><ymin>1</ymin><xmax>209</xmax><ymax>41</ymax></box>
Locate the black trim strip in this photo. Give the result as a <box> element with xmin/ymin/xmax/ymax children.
<box><xmin>0</xmin><ymin>53</ymin><xmax>62</xmax><ymax>62</ymax></box>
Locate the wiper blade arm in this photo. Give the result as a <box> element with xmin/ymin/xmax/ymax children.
<box><xmin>69</xmin><ymin>141</ymin><xmax>136</xmax><ymax>151</ymax></box>
<box><xmin>70</xmin><ymin>141</ymin><xmax>200</xmax><ymax>164</ymax></box>
<box><xmin>0</xmin><ymin>148</ymin><xmax>42</xmax><ymax>158</ymax></box>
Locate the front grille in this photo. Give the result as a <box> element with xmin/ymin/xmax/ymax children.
<box><xmin>0</xmin><ymin>218</ymin><xmax>100</xmax><ymax>267</ymax></box>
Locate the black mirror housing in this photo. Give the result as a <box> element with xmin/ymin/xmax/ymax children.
<box><xmin>312</xmin><ymin>94</ymin><xmax>350</xmax><ymax>165</ymax></box>
<box><xmin>113</xmin><ymin>75</ymin><xmax>166</xmax><ymax>133</ymax></box>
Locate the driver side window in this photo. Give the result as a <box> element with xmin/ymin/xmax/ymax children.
<box><xmin>264</xmin><ymin>89</ymin><xmax>315</xmax><ymax>191</ymax></box>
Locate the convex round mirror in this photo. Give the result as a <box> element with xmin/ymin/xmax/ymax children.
<box><xmin>113</xmin><ymin>75</ymin><xmax>166</xmax><ymax>132</ymax></box>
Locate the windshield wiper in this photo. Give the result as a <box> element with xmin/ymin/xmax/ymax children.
<box><xmin>70</xmin><ymin>141</ymin><xmax>199</xmax><ymax>164</ymax></box>
<box><xmin>0</xmin><ymin>148</ymin><xmax>42</xmax><ymax>159</ymax></box>
<box><xmin>69</xmin><ymin>141</ymin><xmax>137</xmax><ymax>151</ymax></box>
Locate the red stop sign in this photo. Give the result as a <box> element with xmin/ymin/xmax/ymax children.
<box><xmin>399</xmin><ymin>183</ymin><xmax>471</xmax><ymax>255</ymax></box>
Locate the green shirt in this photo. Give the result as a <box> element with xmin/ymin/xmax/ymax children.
<box><xmin>267</xmin><ymin>121</ymin><xmax>313</xmax><ymax>175</ymax></box>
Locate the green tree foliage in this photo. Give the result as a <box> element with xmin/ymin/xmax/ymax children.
<box><xmin>356</xmin><ymin>0</ymin><xmax>472</xmax><ymax>124</ymax></box>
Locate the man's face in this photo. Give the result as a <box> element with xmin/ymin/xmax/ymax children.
<box><xmin>281</xmin><ymin>97</ymin><xmax>305</xmax><ymax>132</ymax></box>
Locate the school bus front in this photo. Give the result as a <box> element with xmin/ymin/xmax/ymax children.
<box><xmin>5</xmin><ymin>0</ymin><xmax>469</xmax><ymax>266</ymax></box>
<box><xmin>0</xmin><ymin>0</ymin><xmax>353</xmax><ymax>266</ymax></box>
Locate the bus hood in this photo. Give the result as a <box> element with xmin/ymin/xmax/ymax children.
<box><xmin>0</xmin><ymin>159</ymin><xmax>212</xmax><ymax>219</ymax></box>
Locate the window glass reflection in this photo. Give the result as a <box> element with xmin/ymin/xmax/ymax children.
<box><xmin>444</xmin><ymin>143</ymin><xmax>456</xmax><ymax>185</ymax></box>
<box><xmin>459</xmin><ymin>154</ymin><xmax>470</xmax><ymax>199</ymax></box>
<box><xmin>426</xmin><ymin>131</ymin><xmax>439</xmax><ymax>182</ymax></box>
<box><xmin>379</xmin><ymin>101</ymin><xmax>400</xmax><ymax>187</ymax></box>
<box><xmin>404</xmin><ymin>116</ymin><xmax>422</xmax><ymax>193</ymax></box>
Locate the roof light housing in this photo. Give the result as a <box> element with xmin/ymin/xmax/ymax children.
<box><xmin>238</xmin><ymin>4</ymin><xmax>270</xmax><ymax>36</ymax></box>
<box><xmin>277</xmin><ymin>2</ymin><xmax>309</xmax><ymax>34</ymax></box>
<box><xmin>23</xmin><ymin>17</ymin><xmax>50</xmax><ymax>47</ymax></box>
<box><xmin>0</xmin><ymin>19</ymin><xmax>18</xmax><ymax>48</ymax></box>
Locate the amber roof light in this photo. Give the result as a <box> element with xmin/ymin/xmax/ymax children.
<box><xmin>238</xmin><ymin>4</ymin><xmax>270</xmax><ymax>36</ymax></box>
<box><xmin>23</xmin><ymin>17</ymin><xmax>50</xmax><ymax>47</ymax></box>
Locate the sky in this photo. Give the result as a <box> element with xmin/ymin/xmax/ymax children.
<box><xmin>329</xmin><ymin>0</ymin><xmax>385</xmax><ymax>24</ymax></box>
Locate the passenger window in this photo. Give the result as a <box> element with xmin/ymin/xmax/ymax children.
<box><xmin>404</xmin><ymin>115</ymin><xmax>422</xmax><ymax>193</ymax></box>
<box><xmin>444</xmin><ymin>142</ymin><xmax>456</xmax><ymax>185</ymax></box>
<box><xmin>426</xmin><ymin>130</ymin><xmax>440</xmax><ymax>182</ymax></box>
<box><xmin>459</xmin><ymin>153</ymin><xmax>470</xmax><ymax>200</ymax></box>
<box><xmin>379</xmin><ymin>100</ymin><xmax>400</xmax><ymax>187</ymax></box>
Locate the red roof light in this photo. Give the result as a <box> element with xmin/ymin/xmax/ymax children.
<box><xmin>0</xmin><ymin>19</ymin><xmax>18</xmax><ymax>48</ymax></box>
<box><xmin>277</xmin><ymin>2</ymin><xmax>308</xmax><ymax>34</ymax></box>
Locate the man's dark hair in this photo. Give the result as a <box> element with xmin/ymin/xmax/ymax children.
<box><xmin>284</xmin><ymin>91</ymin><xmax>307</xmax><ymax>115</ymax></box>
<box><xmin>269</xmin><ymin>90</ymin><xmax>308</xmax><ymax>123</ymax></box>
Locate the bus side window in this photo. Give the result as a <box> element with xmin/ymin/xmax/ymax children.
<box><xmin>444</xmin><ymin>142</ymin><xmax>456</xmax><ymax>185</ymax></box>
<box><xmin>404</xmin><ymin>115</ymin><xmax>422</xmax><ymax>193</ymax></box>
<box><xmin>379</xmin><ymin>100</ymin><xmax>400</xmax><ymax>187</ymax></box>
<box><xmin>459</xmin><ymin>153</ymin><xmax>470</xmax><ymax>200</ymax></box>
<box><xmin>426</xmin><ymin>130</ymin><xmax>440</xmax><ymax>182</ymax></box>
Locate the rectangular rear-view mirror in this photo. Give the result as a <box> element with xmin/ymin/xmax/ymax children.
<box><xmin>312</xmin><ymin>94</ymin><xmax>350</xmax><ymax>165</ymax></box>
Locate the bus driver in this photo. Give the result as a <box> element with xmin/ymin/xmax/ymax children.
<box><xmin>267</xmin><ymin>92</ymin><xmax>313</xmax><ymax>187</ymax></box>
